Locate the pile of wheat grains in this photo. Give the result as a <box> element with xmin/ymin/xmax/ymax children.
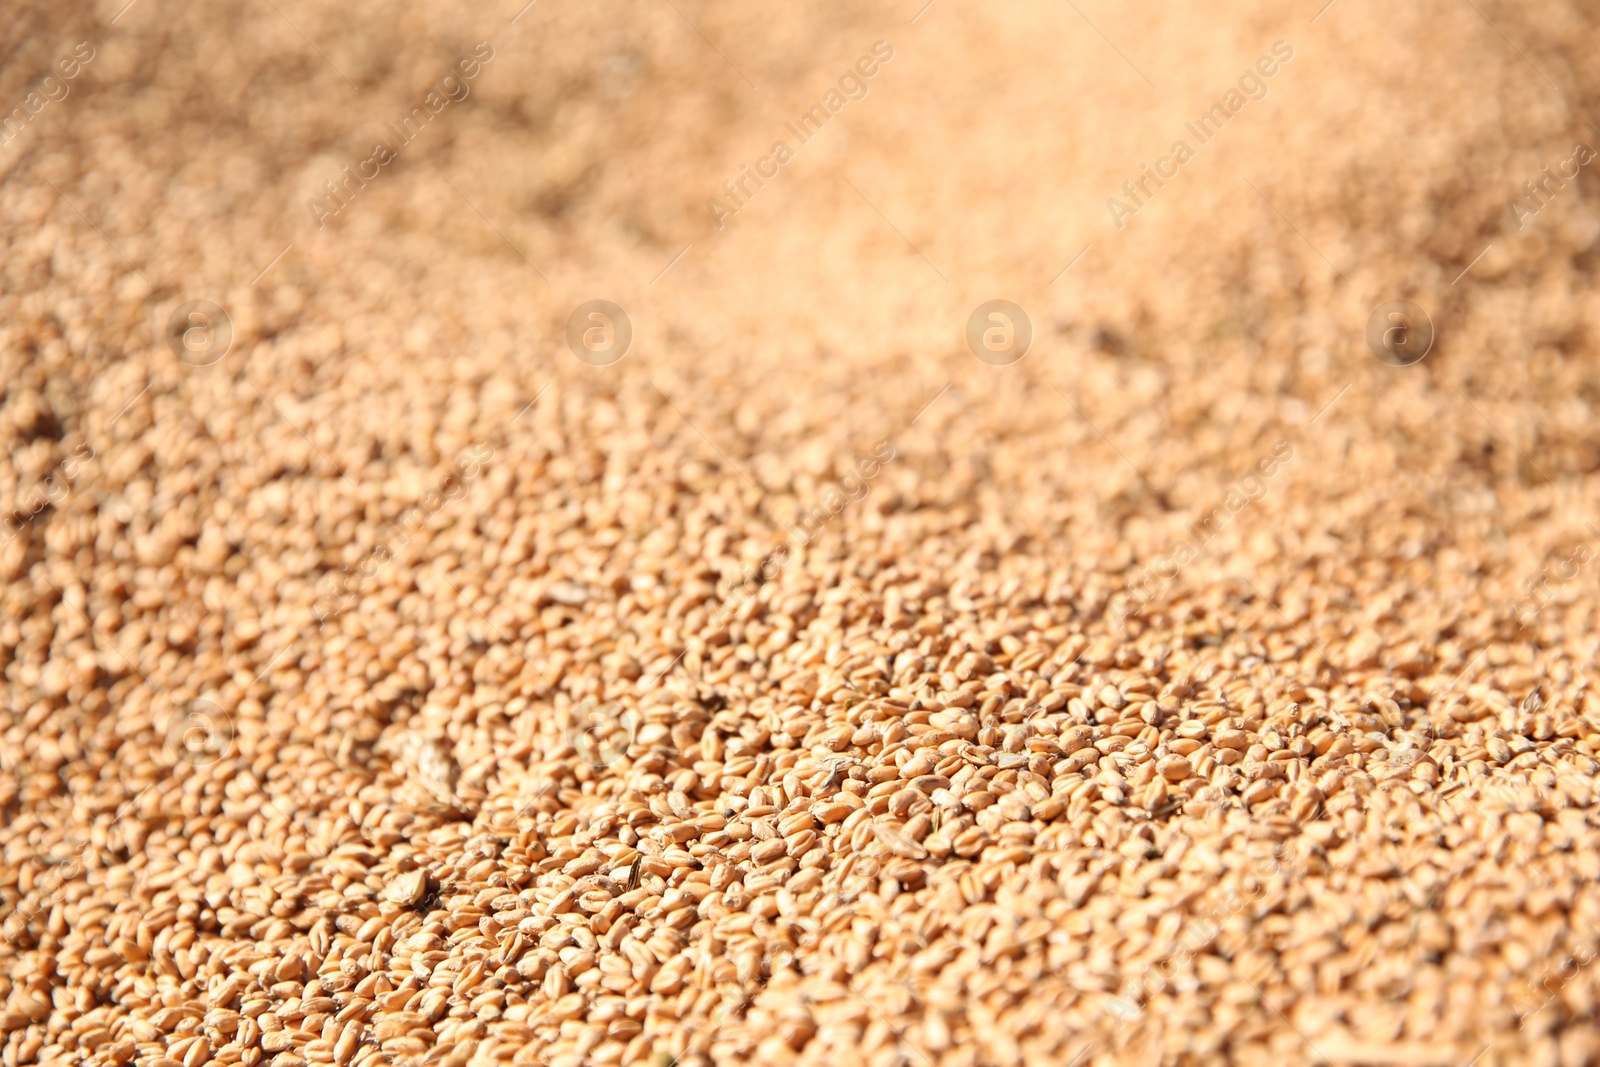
<box><xmin>5</xmin><ymin>0</ymin><xmax>1600</xmax><ymax>1064</ymax></box>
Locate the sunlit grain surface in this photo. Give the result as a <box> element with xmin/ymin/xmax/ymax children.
<box><xmin>3</xmin><ymin>1</ymin><xmax>1600</xmax><ymax>1064</ymax></box>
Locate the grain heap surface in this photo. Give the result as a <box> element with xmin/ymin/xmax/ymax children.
<box><xmin>5</xmin><ymin>0</ymin><xmax>1600</xmax><ymax>1064</ymax></box>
